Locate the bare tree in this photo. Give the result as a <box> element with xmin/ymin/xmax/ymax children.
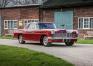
<box><xmin>12</xmin><ymin>0</ymin><xmax>40</xmax><ymax>5</ymax></box>
<box><xmin>32</xmin><ymin>0</ymin><xmax>37</xmax><ymax>4</ymax></box>
<box><xmin>0</xmin><ymin>0</ymin><xmax>10</xmax><ymax>8</ymax></box>
<box><xmin>0</xmin><ymin>0</ymin><xmax>47</xmax><ymax>7</ymax></box>
<box><xmin>10</xmin><ymin>0</ymin><xmax>47</xmax><ymax>6</ymax></box>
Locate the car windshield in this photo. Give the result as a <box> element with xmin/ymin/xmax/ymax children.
<box><xmin>38</xmin><ymin>23</ymin><xmax>56</xmax><ymax>29</ymax></box>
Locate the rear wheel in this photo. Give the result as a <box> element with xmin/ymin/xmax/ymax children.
<box><xmin>40</xmin><ymin>36</ymin><xmax>51</xmax><ymax>47</ymax></box>
<box><xmin>64</xmin><ymin>39</ymin><xmax>74</xmax><ymax>46</ymax></box>
<box><xmin>18</xmin><ymin>35</ymin><xmax>25</xmax><ymax>44</ymax></box>
<box><xmin>65</xmin><ymin>42</ymin><xmax>74</xmax><ymax>46</ymax></box>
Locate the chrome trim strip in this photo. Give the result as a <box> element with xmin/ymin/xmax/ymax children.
<box><xmin>48</xmin><ymin>37</ymin><xmax>77</xmax><ymax>40</ymax></box>
<box><xmin>25</xmin><ymin>40</ymin><xmax>40</xmax><ymax>43</ymax></box>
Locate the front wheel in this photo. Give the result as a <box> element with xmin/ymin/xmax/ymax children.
<box><xmin>40</xmin><ymin>36</ymin><xmax>51</xmax><ymax>47</ymax></box>
<box><xmin>65</xmin><ymin>42</ymin><xmax>74</xmax><ymax>46</ymax></box>
<box><xmin>64</xmin><ymin>39</ymin><xmax>74</xmax><ymax>46</ymax></box>
<box><xmin>18</xmin><ymin>35</ymin><xmax>25</xmax><ymax>44</ymax></box>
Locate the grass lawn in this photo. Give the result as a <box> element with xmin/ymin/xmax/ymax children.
<box><xmin>0</xmin><ymin>35</ymin><xmax>13</xmax><ymax>39</ymax></box>
<box><xmin>77</xmin><ymin>39</ymin><xmax>93</xmax><ymax>44</ymax></box>
<box><xmin>0</xmin><ymin>45</ymin><xmax>74</xmax><ymax>66</ymax></box>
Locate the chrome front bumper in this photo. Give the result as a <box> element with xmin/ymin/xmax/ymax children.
<box><xmin>50</xmin><ymin>32</ymin><xmax>78</xmax><ymax>40</ymax></box>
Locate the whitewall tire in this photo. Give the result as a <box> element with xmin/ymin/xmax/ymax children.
<box><xmin>64</xmin><ymin>39</ymin><xmax>74</xmax><ymax>46</ymax></box>
<box><xmin>18</xmin><ymin>35</ymin><xmax>25</xmax><ymax>44</ymax></box>
<box><xmin>40</xmin><ymin>36</ymin><xmax>51</xmax><ymax>47</ymax></box>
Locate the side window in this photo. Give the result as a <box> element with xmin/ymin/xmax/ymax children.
<box><xmin>24</xmin><ymin>23</ymin><xmax>30</xmax><ymax>29</ymax></box>
<box><xmin>28</xmin><ymin>23</ymin><xmax>37</xmax><ymax>30</ymax></box>
<box><xmin>23</xmin><ymin>19</ymin><xmax>39</xmax><ymax>26</ymax></box>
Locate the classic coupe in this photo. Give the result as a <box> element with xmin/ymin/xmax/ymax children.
<box><xmin>14</xmin><ymin>22</ymin><xmax>78</xmax><ymax>47</ymax></box>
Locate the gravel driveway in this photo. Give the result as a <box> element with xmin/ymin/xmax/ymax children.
<box><xmin>0</xmin><ymin>39</ymin><xmax>93</xmax><ymax>66</ymax></box>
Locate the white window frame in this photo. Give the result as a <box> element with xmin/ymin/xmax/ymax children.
<box><xmin>83</xmin><ymin>17</ymin><xmax>90</xmax><ymax>29</ymax></box>
<box><xmin>4</xmin><ymin>20</ymin><xmax>18</xmax><ymax>29</ymax></box>
<box><xmin>23</xmin><ymin>19</ymin><xmax>39</xmax><ymax>26</ymax></box>
<box><xmin>78</xmin><ymin>17</ymin><xmax>83</xmax><ymax>29</ymax></box>
<box><xmin>78</xmin><ymin>17</ymin><xmax>93</xmax><ymax>29</ymax></box>
<box><xmin>90</xmin><ymin>18</ymin><xmax>93</xmax><ymax>29</ymax></box>
<box><xmin>4</xmin><ymin>20</ymin><xmax>8</xmax><ymax>29</ymax></box>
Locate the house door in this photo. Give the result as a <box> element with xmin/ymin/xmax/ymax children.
<box><xmin>54</xmin><ymin>10</ymin><xmax>73</xmax><ymax>29</ymax></box>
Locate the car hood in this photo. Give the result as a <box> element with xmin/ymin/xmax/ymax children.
<box><xmin>41</xmin><ymin>29</ymin><xmax>66</xmax><ymax>33</ymax></box>
<box><xmin>41</xmin><ymin>29</ymin><xmax>78</xmax><ymax>34</ymax></box>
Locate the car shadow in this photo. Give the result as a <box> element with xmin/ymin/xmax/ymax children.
<box><xmin>25</xmin><ymin>43</ymin><xmax>42</xmax><ymax>46</ymax></box>
<box><xmin>20</xmin><ymin>43</ymin><xmax>93</xmax><ymax>49</ymax></box>
<box><xmin>24</xmin><ymin>43</ymin><xmax>77</xmax><ymax>48</ymax></box>
<box><xmin>51</xmin><ymin>44</ymin><xmax>78</xmax><ymax>48</ymax></box>
<box><xmin>51</xmin><ymin>44</ymin><xmax>66</xmax><ymax>47</ymax></box>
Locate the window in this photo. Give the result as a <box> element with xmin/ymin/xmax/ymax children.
<box><xmin>38</xmin><ymin>23</ymin><xmax>56</xmax><ymax>29</ymax></box>
<box><xmin>4</xmin><ymin>20</ymin><xmax>17</xmax><ymax>29</ymax></box>
<box><xmin>24</xmin><ymin>19</ymin><xmax>39</xmax><ymax>26</ymax></box>
<box><xmin>83</xmin><ymin>18</ymin><xmax>90</xmax><ymax>29</ymax></box>
<box><xmin>25</xmin><ymin>22</ymin><xmax>39</xmax><ymax>30</ymax></box>
<box><xmin>28</xmin><ymin>23</ymin><xmax>37</xmax><ymax>30</ymax></box>
<box><xmin>79</xmin><ymin>18</ymin><xmax>83</xmax><ymax>29</ymax></box>
<box><xmin>90</xmin><ymin>18</ymin><xmax>93</xmax><ymax>28</ymax></box>
<box><xmin>78</xmin><ymin>17</ymin><xmax>93</xmax><ymax>29</ymax></box>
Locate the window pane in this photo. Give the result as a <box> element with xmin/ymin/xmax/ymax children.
<box><xmin>24</xmin><ymin>21</ymin><xmax>28</xmax><ymax>26</ymax></box>
<box><xmin>79</xmin><ymin>18</ymin><xmax>83</xmax><ymax>29</ymax></box>
<box><xmin>34</xmin><ymin>20</ymin><xmax>39</xmax><ymax>22</ymax></box>
<box><xmin>25</xmin><ymin>23</ymin><xmax>30</xmax><ymax>29</ymax></box>
<box><xmin>31</xmin><ymin>20</ymin><xmax>34</xmax><ymax>22</ymax></box>
<box><xmin>28</xmin><ymin>20</ymin><xmax>31</xmax><ymax>24</ymax></box>
<box><xmin>28</xmin><ymin>23</ymin><xmax>36</xmax><ymax>29</ymax></box>
<box><xmin>90</xmin><ymin>18</ymin><xmax>93</xmax><ymax>28</ymax></box>
<box><xmin>4</xmin><ymin>20</ymin><xmax>17</xmax><ymax>29</ymax></box>
<box><xmin>11</xmin><ymin>21</ymin><xmax>13</xmax><ymax>29</ymax></box>
<box><xmin>4</xmin><ymin>21</ymin><xmax>8</xmax><ymax>28</ymax></box>
<box><xmin>84</xmin><ymin>18</ymin><xmax>90</xmax><ymax>28</ymax></box>
<box><xmin>25</xmin><ymin>20</ymin><xmax>30</xmax><ymax>26</ymax></box>
<box><xmin>14</xmin><ymin>21</ymin><xmax>17</xmax><ymax>28</ymax></box>
<box><xmin>24</xmin><ymin>19</ymin><xmax>39</xmax><ymax>27</ymax></box>
<box><xmin>8</xmin><ymin>21</ymin><xmax>11</xmax><ymax>29</ymax></box>
<box><xmin>38</xmin><ymin>23</ymin><xmax>56</xmax><ymax>29</ymax></box>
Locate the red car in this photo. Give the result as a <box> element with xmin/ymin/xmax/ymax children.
<box><xmin>14</xmin><ymin>22</ymin><xmax>78</xmax><ymax>47</ymax></box>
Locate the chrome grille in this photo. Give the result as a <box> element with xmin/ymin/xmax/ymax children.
<box><xmin>52</xmin><ymin>32</ymin><xmax>66</xmax><ymax>39</ymax></box>
<box><xmin>53</xmin><ymin>33</ymin><xmax>73</xmax><ymax>37</ymax></box>
<box><xmin>66</xmin><ymin>33</ymin><xmax>72</xmax><ymax>38</ymax></box>
<box><xmin>52</xmin><ymin>32</ymin><xmax>74</xmax><ymax>39</ymax></box>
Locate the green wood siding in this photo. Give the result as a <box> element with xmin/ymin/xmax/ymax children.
<box><xmin>54</xmin><ymin>10</ymin><xmax>73</xmax><ymax>29</ymax></box>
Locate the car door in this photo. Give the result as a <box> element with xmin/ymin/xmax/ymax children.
<box><xmin>29</xmin><ymin>23</ymin><xmax>41</xmax><ymax>41</ymax></box>
<box><xmin>23</xmin><ymin>23</ymin><xmax>36</xmax><ymax>41</ymax></box>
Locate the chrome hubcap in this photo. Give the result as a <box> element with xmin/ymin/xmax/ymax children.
<box><xmin>19</xmin><ymin>36</ymin><xmax>23</xmax><ymax>43</ymax></box>
<box><xmin>43</xmin><ymin>36</ymin><xmax>48</xmax><ymax>46</ymax></box>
